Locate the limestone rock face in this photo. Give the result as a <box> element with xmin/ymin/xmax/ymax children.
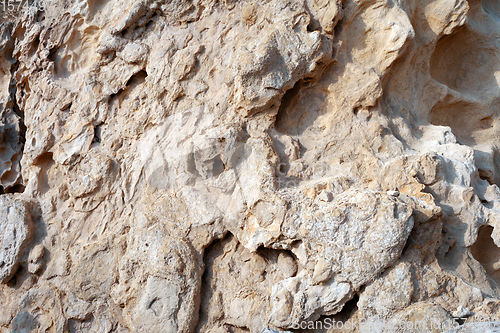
<box><xmin>1</xmin><ymin>0</ymin><xmax>500</xmax><ymax>332</ymax></box>
<box><xmin>0</xmin><ymin>195</ymin><xmax>33</xmax><ymax>283</ymax></box>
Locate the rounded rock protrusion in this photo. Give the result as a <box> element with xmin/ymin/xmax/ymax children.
<box><xmin>28</xmin><ymin>244</ymin><xmax>45</xmax><ymax>275</ymax></box>
<box><xmin>0</xmin><ymin>195</ymin><xmax>34</xmax><ymax>283</ymax></box>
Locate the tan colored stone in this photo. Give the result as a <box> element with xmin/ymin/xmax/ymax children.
<box><xmin>2</xmin><ymin>0</ymin><xmax>500</xmax><ymax>331</ymax></box>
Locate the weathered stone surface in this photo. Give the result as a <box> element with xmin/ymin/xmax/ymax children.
<box><xmin>442</xmin><ymin>321</ymin><xmax>500</xmax><ymax>333</ymax></box>
<box><xmin>27</xmin><ymin>243</ymin><xmax>44</xmax><ymax>274</ymax></box>
<box><xmin>1</xmin><ymin>0</ymin><xmax>500</xmax><ymax>331</ymax></box>
<box><xmin>260</xmin><ymin>329</ymin><xmax>292</xmax><ymax>333</ymax></box>
<box><xmin>0</xmin><ymin>22</ymin><xmax>24</xmax><ymax>193</ymax></box>
<box><xmin>358</xmin><ymin>262</ymin><xmax>414</xmax><ymax>320</ymax></box>
<box><xmin>112</xmin><ymin>221</ymin><xmax>202</xmax><ymax>333</ymax></box>
<box><xmin>0</xmin><ymin>195</ymin><xmax>32</xmax><ymax>283</ymax></box>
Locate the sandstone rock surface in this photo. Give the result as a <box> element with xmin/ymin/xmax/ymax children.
<box><xmin>1</xmin><ymin>0</ymin><xmax>500</xmax><ymax>332</ymax></box>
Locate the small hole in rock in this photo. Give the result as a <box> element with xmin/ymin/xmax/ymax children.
<box><xmin>5</xmin><ymin>184</ymin><xmax>25</xmax><ymax>194</ymax></box>
<box><xmin>62</xmin><ymin>102</ymin><xmax>72</xmax><ymax>112</ymax></box>
<box><xmin>92</xmin><ymin>124</ymin><xmax>102</xmax><ymax>145</ymax></box>
<box><xmin>126</xmin><ymin>70</ymin><xmax>148</xmax><ymax>88</ymax></box>
<box><xmin>145</xmin><ymin>12</ymin><xmax>158</xmax><ymax>29</ymax></box>
<box><xmin>471</xmin><ymin>225</ymin><xmax>500</xmax><ymax>286</ymax></box>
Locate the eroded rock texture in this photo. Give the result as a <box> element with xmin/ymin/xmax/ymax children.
<box><xmin>1</xmin><ymin>0</ymin><xmax>500</xmax><ymax>332</ymax></box>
